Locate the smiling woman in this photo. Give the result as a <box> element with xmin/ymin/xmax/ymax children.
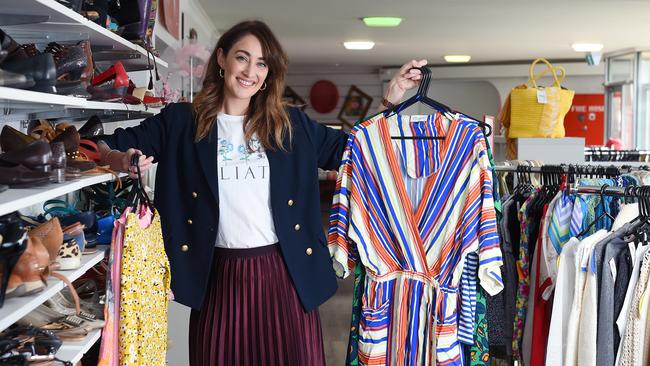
<box><xmin>97</xmin><ymin>17</ymin><xmax>426</xmax><ymax>366</ymax></box>
<box><xmin>192</xmin><ymin>21</ymin><xmax>292</xmax><ymax>151</ymax></box>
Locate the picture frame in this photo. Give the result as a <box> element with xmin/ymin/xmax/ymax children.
<box><xmin>338</xmin><ymin>85</ymin><xmax>373</xmax><ymax>127</ymax></box>
<box><xmin>283</xmin><ymin>86</ymin><xmax>307</xmax><ymax>111</ymax></box>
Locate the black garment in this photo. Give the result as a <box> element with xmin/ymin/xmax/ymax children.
<box><xmin>99</xmin><ymin>103</ymin><xmax>348</xmax><ymax>310</ymax></box>
<box><xmin>487</xmin><ymin>198</ymin><xmax>518</xmax><ymax>357</ymax></box>
<box><xmin>612</xmin><ymin>242</ymin><xmax>633</xmax><ymax>357</ymax></box>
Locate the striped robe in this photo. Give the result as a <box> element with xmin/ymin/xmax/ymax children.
<box><xmin>328</xmin><ymin>113</ymin><xmax>504</xmax><ymax>366</ymax></box>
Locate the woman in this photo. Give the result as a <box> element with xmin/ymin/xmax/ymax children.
<box><xmin>99</xmin><ymin>20</ymin><xmax>426</xmax><ymax>365</ymax></box>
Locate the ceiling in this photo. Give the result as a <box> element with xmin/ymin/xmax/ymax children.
<box><xmin>199</xmin><ymin>0</ymin><xmax>650</xmax><ymax>67</ymax></box>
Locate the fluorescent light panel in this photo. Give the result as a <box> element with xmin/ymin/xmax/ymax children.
<box><xmin>444</xmin><ymin>55</ymin><xmax>471</xmax><ymax>63</ymax></box>
<box><xmin>344</xmin><ymin>41</ymin><xmax>375</xmax><ymax>50</ymax></box>
<box><xmin>362</xmin><ymin>17</ymin><xmax>402</xmax><ymax>27</ymax></box>
<box><xmin>571</xmin><ymin>43</ymin><xmax>604</xmax><ymax>52</ymax></box>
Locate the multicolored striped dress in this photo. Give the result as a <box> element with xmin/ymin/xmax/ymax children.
<box><xmin>328</xmin><ymin>113</ymin><xmax>504</xmax><ymax>365</ymax></box>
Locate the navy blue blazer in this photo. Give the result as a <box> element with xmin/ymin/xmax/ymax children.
<box><xmin>100</xmin><ymin>102</ymin><xmax>347</xmax><ymax>311</ymax></box>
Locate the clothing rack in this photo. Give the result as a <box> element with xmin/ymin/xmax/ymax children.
<box><xmin>569</xmin><ymin>184</ymin><xmax>650</xmax><ymax>198</ymax></box>
<box><xmin>493</xmin><ymin>163</ymin><xmax>650</xmax><ymax>174</ymax></box>
<box><xmin>585</xmin><ymin>148</ymin><xmax>650</xmax><ymax>162</ymax></box>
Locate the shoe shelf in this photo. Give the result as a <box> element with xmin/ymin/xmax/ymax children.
<box><xmin>0</xmin><ymin>0</ymin><xmax>167</xmax><ymax>70</ymax></box>
<box><xmin>0</xmin><ymin>171</ymin><xmax>126</xmax><ymax>217</ymax></box>
<box><xmin>0</xmin><ymin>86</ymin><xmax>160</xmax><ymax>120</ymax></box>
<box><xmin>0</xmin><ymin>247</ymin><xmax>107</xmax><ymax>332</ymax></box>
<box><xmin>56</xmin><ymin>328</ymin><xmax>102</xmax><ymax>364</ymax></box>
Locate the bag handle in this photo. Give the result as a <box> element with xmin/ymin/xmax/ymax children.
<box><xmin>529</xmin><ymin>58</ymin><xmax>563</xmax><ymax>88</ymax></box>
<box><xmin>531</xmin><ymin>65</ymin><xmax>566</xmax><ymax>86</ymax></box>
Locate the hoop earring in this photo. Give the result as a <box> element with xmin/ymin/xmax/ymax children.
<box><xmin>260</xmin><ymin>82</ymin><xmax>267</xmax><ymax>91</ymax></box>
<box><xmin>218</xmin><ymin>68</ymin><xmax>224</xmax><ymax>78</ymax></box>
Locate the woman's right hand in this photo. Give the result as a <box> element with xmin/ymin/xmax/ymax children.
<box><xmin>123</xmin><ymin>148</ymin><xmax>155</xmax><ymax>179</ymax></box>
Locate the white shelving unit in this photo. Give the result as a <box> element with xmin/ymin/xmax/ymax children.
<box><xmin>0</xmin><ymin>247</ymin><xmax>107</xmax><ymax>332</ymax></box>
<box><xmin>56</xmin><ymin>328</ymin><xmax>103</xmax><ymax>364</ymax></box>
<box><xmin>0</xmin><ymin>0</ymin><xmax>167</xmax><ymax>69</ymax></box>
<box><xmin>0</xmin><ymin>0</ymin><xmax>167</xmax><ymax>362</ymax></box>
<box><xmin>0</xmin><ymin>86</ymin><xmax>161</xmax><ymax>114</ymax></box>
<box><xmin>0</xmin><ymin>172</ymin><xmax>126</xmax><ymax>217</ymax></box>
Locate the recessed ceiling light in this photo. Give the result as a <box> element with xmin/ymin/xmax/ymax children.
<box><xmin>344</xmin><ymin>41</ymin><xmax>375</xmax><ymax>50</ymax></box>
<box><xmin>444</xmin><ymin>55</ymin><xmax>471</xmax><ymax>63</ymax></box>
<box><xmin>362</xmin><ymin>17</ymin><xmax>403</xmax><ymax>27</ymax></box>
<box><xmin>571</xmin><ymin>43</ymin><xmax>604</xmax><ymax>52</ymax></box>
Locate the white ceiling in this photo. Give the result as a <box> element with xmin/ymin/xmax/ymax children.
<box><xmin>199</xmin><ymin>0</ymin><xmax>650</xmax><ymax>67</ymax></box>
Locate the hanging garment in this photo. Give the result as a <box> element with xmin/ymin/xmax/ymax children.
<box><xmin>564</xmin><ymin>230</ymin><xmax>609</xmax><ymax>366</ymax></box>
<box><xmin>615</xmin><ymin>244</ymin><xmax>650</xmax><ymax>365</ymax></box>
<box><xmin>119</xmin><ymin>208</ymin><xmax>171</xmax><ymax>365</ymax></box>
<box><xmin>618</xmin><ymin>249</ymin><xmax>650</xmax><ymax>365</ymax></box>
<box><xmin>329</xmin><ymin>113</ymin><xmax>504</xmax><ymax>365</ymax></box>
<box><xmin>595</xmin><ymin>236</ymin><xmax>632</xmax><ymax>366</ymax></box>
<box><xmin>545</xmin><ymin>237</ymin><xmax>579</xmax><ymax>366</ymax></box>
<box><xmin>98</xmin><ymin>211</ymin><xmax>127</xmax><ymax>366</ymax></box>
<box><xmin>512</xmin><ymin>190</ymin><xmax>536</xmax><ymax>362</ymax></box>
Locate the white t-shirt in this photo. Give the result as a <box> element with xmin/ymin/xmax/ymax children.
<box><xmin>215</xmin><ymin>113</ymin><xmax>278</xmax><ymax>248</ymax></box>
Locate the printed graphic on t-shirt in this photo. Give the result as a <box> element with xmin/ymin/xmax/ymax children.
<box><xmin>217</xmin><ymin>136</ymin><xmax>269</xmax><ymax>181</ymax></box>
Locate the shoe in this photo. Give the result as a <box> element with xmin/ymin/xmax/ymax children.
<box><xmin>0</xmin><ymin>165</ymin><xmax>51</xmax><ymax>188</ymax></box>
<box><xmin>79</xmin><ymin>139</ymin><xmax>101</xmax><ymax>164</ymax></box>
<box><xmin>0</xmin><ymin>216</ymin><xmax>28</xmax><ymax>307</ymax></box>
<box><xmin>78</xmin><ymin>115</ymin><xmax>104</xmax><ymax>138</ymax></box>
<box><xmin>0</xmin><ymin>140</ymin><xmax>51</xmax><ymax>172</ymax></box>
<box><xmin>47</xmin><ymin>292</ymin><xmax>102</xmax><ymax>321</ymax></box>
<box><xmin>90</xmin><ymin>61</ymin><xmax>128</xmax><ymax>97</ymax></box>
<box><xmin>7</xmin><ymin>236</ymin><xmax>50</xmax><ymax>298</ymax></box>
<box><xmin>55</xmin><ymin>236</ymin><xmax>81</xmax><ymax>270</ymax></box>
<box><xmin>0</xmin><ymin>126</ymin><xmax>37</xmax><ymax>153</ymax></box>
<box><xmin>0</xmin><ymin>53</ymin><xmax>57</xmax><ymax>93</ymax></box>
<box><xmin>0</xmin><ymin>29</ymin><xmax>23</xmax><ymax>61</ymax></box>
<box><xmin>44</xmin><ymin>42</ymin><xmax>88</xmax><ymax>81</ymax></box>
<box><xmin>0</xmin><ymin>69</ymin><xmax>33</xmax><ymax>88</ymax></box>
<box><xmin>1</xmin><ymin>325</ymin><xmax>62</xmax><ymax>361</ymax></box>
<box><xmin>27</xmin><ymin>217</ymin><xmax>63</xmax><ymax>265</ymax></box>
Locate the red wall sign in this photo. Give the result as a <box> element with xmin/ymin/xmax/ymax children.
<box><xmin>564</xmin><ymin>94</ymin><xmax>605</xmax><ymax>146</ymax></box>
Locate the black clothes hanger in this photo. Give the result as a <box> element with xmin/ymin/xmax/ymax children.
<box><xmin>123</xmin><ymin>154</ymin><xmax>155</xmax><ymax>219</ymax></box>
<box><xmin>385</xmin><ymin>67</ymin><xmax>492</xmax><ymax>140</ymax></box>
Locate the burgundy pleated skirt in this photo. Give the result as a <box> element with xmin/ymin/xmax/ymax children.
<box><xmin>188</xmin><ymin>244</ymin><xmax>326</xmax><ymax>366</ymax></box>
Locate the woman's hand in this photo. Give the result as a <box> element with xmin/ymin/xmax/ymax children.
<box><xmin>383</xmin><ymin>59</ymin><xmax>428</xmax><ymax>108</ymax></box>
<box><xmin>122</xmin><ymin>148</ymin><xmax>155</xmax><ymax>179</ymax></box>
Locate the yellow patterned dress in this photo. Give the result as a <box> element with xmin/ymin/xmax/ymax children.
<box><xmin>119</xmin><ymin>209</ymin><xmax>171</xmax><ymax>365</ymax></box>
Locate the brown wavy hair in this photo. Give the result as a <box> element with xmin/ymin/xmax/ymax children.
<box><xmin>192</xmin><ymin>20</ymin><xmax>291</xmax><ymax>151</ymax></box>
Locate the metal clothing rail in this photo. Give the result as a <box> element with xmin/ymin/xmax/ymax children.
<box><xmin>492</xmin><ymin>164</ymin><xmax>635</xmax><ymax>173</ymax></box>
<box><xmin>568</xmin><ymin>185</ymin><xmax>630</xmax><ymax>197</ymax></box>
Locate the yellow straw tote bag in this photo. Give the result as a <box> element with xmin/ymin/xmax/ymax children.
<box><xmin>508</xmin><ymin>58</ymin><xmax>575</xmax><ymax>138</ymax></box>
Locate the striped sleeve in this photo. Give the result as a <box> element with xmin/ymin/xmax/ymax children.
<box><xmin>458</xmin><ymin>252</ymin><xmax>479</xmax><ymax>344</ymax></box>
<box><xmin>475</xmin><ymin>136</ymin><xmax>504</xmax><ymax>296</ymax></box>
<box><xmin>328</xmin><ymin>132</ymin><xmax>359</xmax><ymax>279</ymax></box>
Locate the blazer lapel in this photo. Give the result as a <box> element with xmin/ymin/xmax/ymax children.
<box><xmin>195</xmin><ymin>128</ymin><xmax>219</xmax><ymax>204</ymax></box>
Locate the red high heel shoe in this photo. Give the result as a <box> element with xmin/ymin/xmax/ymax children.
<box><xmin>89</xmin><ymin>61</ymin><xmax>129</xmax><ymax>99</ymax></box>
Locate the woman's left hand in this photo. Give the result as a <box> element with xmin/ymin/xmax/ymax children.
<box><xmin>383</xmin><ymin>59</ymin><xmax>428</xmax><ymax>108</ymax></box>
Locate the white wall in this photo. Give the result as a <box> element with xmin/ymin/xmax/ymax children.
<box><xmin>285</xmin><ymin>64</ymin><xmax>383</xmax><ymax>124</ymax></box>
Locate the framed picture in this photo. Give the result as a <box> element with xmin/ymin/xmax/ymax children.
<box><xmin>283</xmin><ymin>86</ymin><xmax>307</xmax><ymax>111</ymax></box>
<box><xmin>338</xmin><ymin>85</ymin><xmax>373</xmax><ymax>127</ymax></box>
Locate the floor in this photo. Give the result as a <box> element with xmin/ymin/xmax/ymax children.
<box><xmin>318</xmin><ymin>191</ymin><xmax>355</xmax><ymax>366</ymax></box>
<box><xmin>320</xmin><ymin>274</ymin><xmax>355</xmax><ymax>366</ymax></box>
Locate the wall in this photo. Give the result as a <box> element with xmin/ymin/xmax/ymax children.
<box><xmin>285</xmin><ymin>64</ymin><xmax>384</xmax><ymax>126</ymax></box>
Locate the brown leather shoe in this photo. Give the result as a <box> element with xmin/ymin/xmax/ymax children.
<box><xmin>0</xmin><ymin>165</ymin><xmax>51</xmax><ymax>187</ymax></box>
<box><xmin>27</xmin><ymin>217</ymin><xmax>63</xmax><ymax>264</ymax></box>
<box><xmin>7</xmin><ymin>236</ymin><xmax>50</xmax><ymax>297</ymax></box>
<box><xmin>0</xmin><ymin>140</ymin><xmax>51</xmax><ymax>172</ymax></box>
<box><xmin>0</xmin><ymin>125</ymin><xmax>37</xmax><ymax>153</ymax></box>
